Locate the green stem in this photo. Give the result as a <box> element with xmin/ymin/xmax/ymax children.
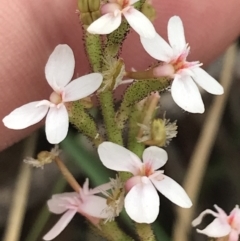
<box><xmin>91</xmin><ymin>221</ymin><xmax>134</xmax><ymax>241</ymax></box>
<box><xmin>104</xmin><ymin>20</ymin><xmax>130</xmax><ymax>58</ymax></box>
<box><xmin>135</xmin><ymin>223</ymin><xmax>156</xmax><ymax>241</ymax></box>
<box><xmin>127</xmin><ymin>105</ymin><xmax>145</xmax><ymax>158</ymax></box>
<box><xmin>116</xmin><ymin>78</ymin><xmax>170</xmax><ymax>129</ymax></box>
<box><xmin>98</xmin><ymin>90</ymin><xmax>123</xmax><ymax>145</ymax></box>
<box><xmin>84</xmin><ymin>30</ymin><xmax>103</xmax><ymax>72</ymax></box>
<box><xmin>69</xmin><ymin>101</ymin><xmax>103</xmax><ymax>146</ymax></box>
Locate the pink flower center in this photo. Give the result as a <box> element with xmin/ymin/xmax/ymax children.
<box><xmin>170</xmin><ymin>48</ymin><xmax>200</xmax><ymax>74</ymax></box>
<box><xmin>102</xmin><ymin>0</ymin><xmax>130</xmax><ymax>14</ymax></box>
<box><xmin>49</xmin><ymin>91</ymin><xmax>63</xmax><ymax>105</ymax></box>
<box><xmin>140</xmin><ymin>162</ymin><xmax>154</xmax><ymax>177</ymax></box>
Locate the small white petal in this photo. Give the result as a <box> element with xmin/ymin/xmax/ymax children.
<box><xmin>196</xmin><ymin>218</ymin><xmax>231</xmax><ymax>238</ymax></box>
<box><xmin>171</xmin><ymin>75</ymin><xmax>205</xmax><ymax>113</ymax></box>
<box><xmin>98</xmin><ymin>142</ymin><xmax>142</xmax><ymax>175</ymax></box>
<box><xmin>192</xmin><ymin>209</ymin><xmax>219</xmax><ymax>227</ymax></box>
<box><xmin>168</xmin><ymin>16</ymin><xmax>186</xmax><ymax>54</ymax></box>
<box><xmin>81</xmin><ymin>195</ymin><xmax>109</xmax><ymax>219</ymax></box>
<box><xmin>140</xmin><ymin>33</ymin><xmax>173</xmax><ymax>62</ymax></box>
<box><xmin>123</xmin><ymin>8</ymin><xmax>156</xmax><ymax>38</ymax></box>
<box><xmin>45</xmin><ymin>45</ymin><xmax>75</xmax><ymax>90</ymax></box>
<box><xmin>142</xmin><ymin>146</ymin><xmax>168</xmax><ymax>170</ymax></box>
<box><xmin>45</xmin><ymin>105</ymin><xmax>69</xmax><ymax>144</ymax></box>
<box><xmin>2</xmin><ymin>101</ymin><xmax>49</xmax><ymax>129</ymax></box>
<box><xmin>192</xmin><ymin>67</ymin><xmax>224</xmax><ymax>95</ymax></box>
<box><xmin>43</xmin><ymin>210</ymin><xmax>76</xmax><ymax>241</ymax></box>
<box><xmin>63</xmin><ymin>73</ymin><xmax>102</xmax><ymax>102</ymax></box>
<box><xmin>228</xmin><ymin>230</ymin><xmax>239</xmax><ymax>241</ymax></box>
<box><xmin>125</xmin><ymin>177</ymin><xmax>159</xmax><ymax>223</ymax></box>
<box><xmin>47</xmin><ymin>193</ymin><xmax>79</xmax><ymax>214</ymax></box>
<box><xmin>151</xmin><ymin>175</ymin><xmax>192</xmax><ymax>208</ymax></box>
<box><xmin>87</xmin><ymin>13</ymin><xmax>122</xmax><ymax>35</ymax></box>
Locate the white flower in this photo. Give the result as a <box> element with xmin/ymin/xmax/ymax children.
<box><xmin>2</xmin><ymin>45</ymin><xmax>102</xmax><ymax>144</ymax></box>
<box><xmin>87</xmin><ymin>0</ymin><xmax>156</xmax><ymax>38</ymax></box>
<box><xmin>140</xmin><ymin>16</ymin><xmax>224</xmax><ymax>113</ymax></box>
<box><xmin>43</xmin><ymin>179</ymin><xmax>109</xmax><ymax>241</ymax></box>
<box><xmin>98</xmin><ymin>142</ymin><xmax>192</xmax><ymax>223</ymax></box>
<box><xmin>192</xmin><ymin>205</ymin><xmax>240</xmax><ymax>241</ymax></box>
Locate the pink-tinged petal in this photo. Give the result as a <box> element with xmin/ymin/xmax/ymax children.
<box><xmin>47</xmin><ymin>193</ymin><xmax>79</xmax><ymax>214</ymax></box>
<box><xmin>87</xmin><ymin>13</ymin><xmax>122</xmax><ymax>35</ymax></box>
<box><xmin>196</xmin><ymin>218</ymin><xmax>231</xmax><ymax>238</ymax></box>
<box><xmin>91</xmin><ymin>182</ymin><xmax>112</xmax><ymax>195</ymax></box>
<box><xmin>45</xmin><ymin>45</ymin><xmax>75</xmax><ymax>90</ymax></box>
<box><xmin>63</xmin><ymin>73</ymin><xmax>102</xmax><ymax>102</ymax></box>
<box><xmin>123</xmin><ymin>8</ymin><xmax>156</xmax><ymax>38</ymax></box>
<box><xmin>98</xmin><ymin>142</ymin><xmax>142</xmax><ymax>175</ymax></box>
<box><xmin>192</xmin><ymin>209</ymin><xmax>219</xmax><ymax>227</ymax></box>
<box><xmin>214</xmin><ymin>205</ymin><xmax>228</xmax><ymax>220</ymax></box>
<box><xmin>125</xmin><ymin>177</ymin><xmax>159</xmax><ymax>223</ymax></box>
<box><xmin>140</xmin><ymin>33</ymin><xmax>173</xmax><ymax>62</ymax></box>
<box><xmin>43</xmin><ymin>209</ymin><xmax>76</xmax><ymax>241</ymax></box>
<box><xmin>192</xmin><ymin>67</ymin><xmax>224</xmax><ymax>95</ymax></box>
<box><xmin>125</xmin><ymin>176</ymin><xmax>142</xmax><ymax>192</ymax></box>
<box><xmin>151</xmin><ymin>175</ymin><xmax>192</xmax><ymax>208</ymax></box>
<box><xmin>101</xmin><ymin>3</ymin><xmax>121</xmax><ymax>15</ymax></box>
<box><xmin>80</xmin><ymin>195</ymin><xmax>109</xmax><ymax>219</ymax></box>
<box><xmin>142</xmin><ymin>146</ymin><xmax>168</xmax><ymax>170</ymax></box>
<box><xmin>167</xmin><ymin>16</ymin><xmax>186</xmax><ymax>54</ymax></box>
<box><xmin>171</xmin><ymin>75</ymin><xmax>205</xmax><ymax>113</ymax></box>
<box><xmin>229</xmin><ymin>230</ymin><xmax>239</xmax><ymax>241</ymax></box>
<box><xmin>45</xmin><ymin>105</ymin><xmax>69</xmax><ymax>144</ymax></box>
<box><xmin>129</xmin><ymin>0</ymin><xmax>139</xmax><ymax>4</ymax></box>
<box><xmin>2</xmin><ymin>101</ymin><xmax>48</xmax><ymax>129</ymax></box>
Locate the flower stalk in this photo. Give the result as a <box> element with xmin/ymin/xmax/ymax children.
<box><xmin>54</xmin><ymin>156</ymin><xmax>81</xmax><ymax>193</ymax></box>
<box><xmin>116</xmin><ymin>78</ymin><xmax>170</xmax><ymax>129</ymax></box>
<box><xmin>99</xmin><ymin>90</ymin><xmax>123</xmax><ymax>145</ymax></box>
<box><xmin>69</xmin><ymin>101</ymin><xmax>104</xmax><ymax>146</ymax></box>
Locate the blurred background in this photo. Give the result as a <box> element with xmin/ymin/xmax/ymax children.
<box><xmin>0</xmin><ymin>41</ymin><xmax>240</xmax><ymax>241</ymax></box>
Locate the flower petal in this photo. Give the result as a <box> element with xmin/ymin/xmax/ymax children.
<box><xmin>140</xmin><ymin>33</ymin><xmax>173</xmax><ymax>62</ymax></box>
<box><xmin>125</xmin><ymin>177</ymin><xmax>159</xmax><ymax>223</ymax></box>
<box><xmin>45</xmin><ymin>45</ymin><xmax>75</xmax><ymax>90</ymax></box>
<box><xmin>87</xmin><ymin>13</ymin><xmax>122</xmax><ymax>35</ymax></box>
<box><xmin>123</xmin><ymin>8</ymin><xmax>156</xmax><ymax>38</ymax></box>
<box><xmin>171</xmin><ymin>75</ymin><xmax>205</xmax><ymax>113</ymax></box>
<box><xmin>43</xmin><ymin>209</ymin><xmax>76</xmax><ymax>241</ymax></box>
<box><xmin>63</xmin><ymin>73</ymin><xmax>102</xmax><ymax>102</ymax></box>
<box><xmin>45</xmin><ymin>105</ymin><xmax>69</xmax><ymax>144</ymax></box>
<box><xmin>98</xmin><ymin>142</ymin><xmax>142</xmax><ymax>175</ymax></box>
<box><xmin>192</xmin><ymin>209</ymin><xmax>219</xmax><ymax>227</ymax></box>
<box><xmin>151</xmin><ymin>175</ymin><xmax>192</xmax><ymax>208</ymax></box>
<box><xmin>229</xmin><ymin>230</ymin><xmax>239</xmax><ymax>241</ymax></box>
<box><xmin>167</xmin><ymin>16</ymin><xmax>186</xmax><ymax>54</ymax></box>
<box><xmin>2</xmin><ymin>101</ymin><xmax>49</xmax><ymax>129</ymax></box>
<box><xmin>80</xmin><ymin>195</ymin><xmax>109</xmax><ymax>219</ymax></box>
<box><xmin>47</xmin><ymin>193</ymin><xmax>79</xmax><ymax>214</ymax></box>
<box><xmin>196</xmin><ymin>218</ymin><xmax>231</xmax><ymax>238</ymax></box>
<box><xmin>192</xmin><ymin>67</ymin><xmax>224</xmax><ymax>95</ymax></box>
<box><xmin>142</xmin><ymin>146</ymin><xmax>168</xmax><ymax>170</ymax></box>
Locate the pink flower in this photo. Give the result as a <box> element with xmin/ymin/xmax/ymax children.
<box><xmin>87</xmin><ymin>0</ymin><xmax>156</xmax><ymax>38</ymax></box>
<box><xmin>140</xmin><ymin>16</ymin><xmax>224</xmax><ymax>113</ymax></box>
<box><xmin>98</xmin><ymin>142</ymin><xmax>192</xmax><ymax>223</ymax></box>
<box><xmin>2</xmin><ymin>45</ymin><xmax>102</xmax><ymax>144</ymax></box>
<box><xmin>192</xmin><ymin>205</ymin><xmax>240</xmax><ymax>241</ymax></box>
<box><xmin>43</xmin><ymin>179</ymin><xmax>109</xmax><ymax>241</ymax></box>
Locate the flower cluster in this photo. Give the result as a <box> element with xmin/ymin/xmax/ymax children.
<box><xmin>2</xmin><ymin>1</ymin><xmax>228</xmax><ymax>241</ymax></box>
